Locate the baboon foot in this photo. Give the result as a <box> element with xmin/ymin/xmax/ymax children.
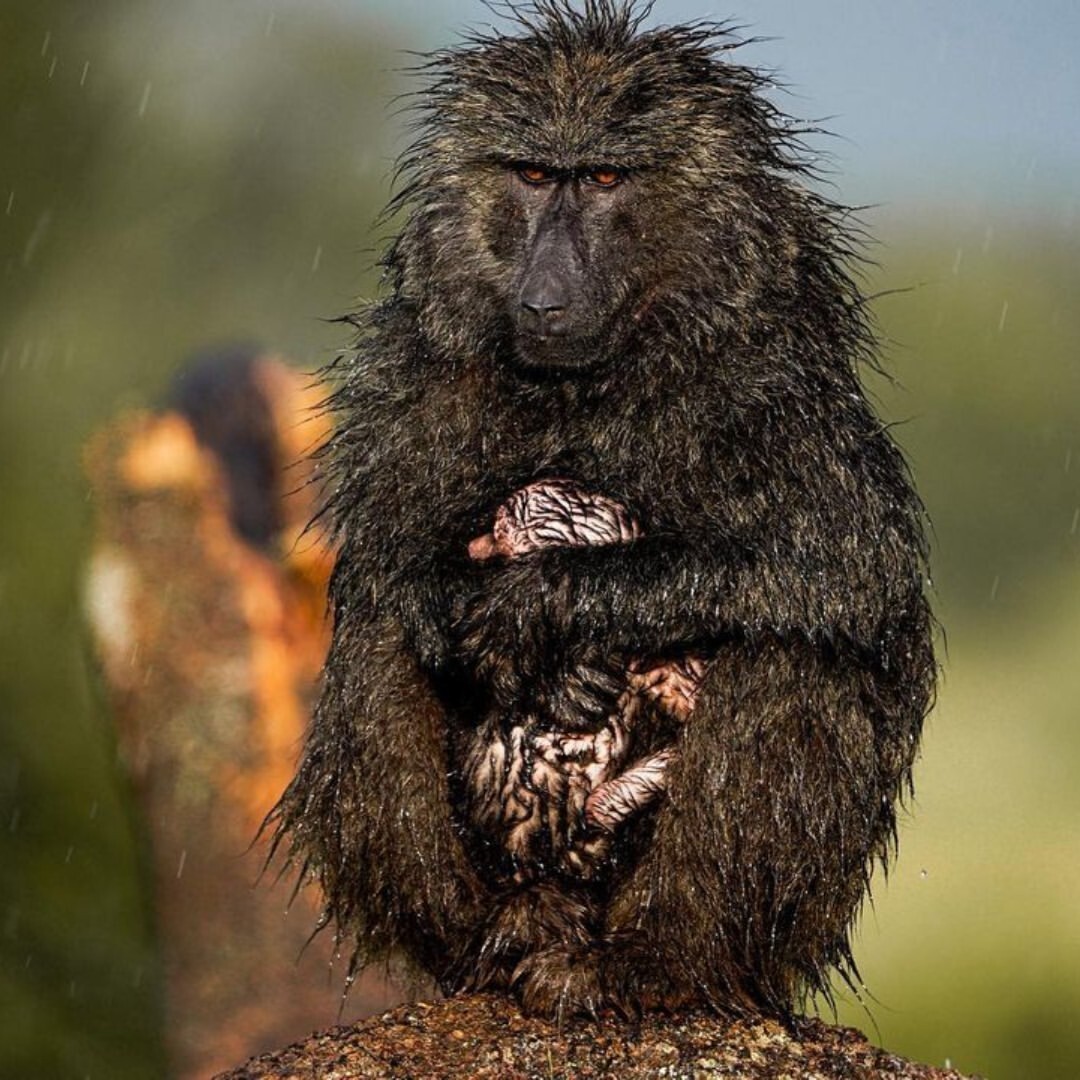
<box><xmin>513</xmin><ymin>934</ymin><xmax>698</xmax><ymax>1021</ymax></box>
<box><xmin>464</xmin><ymin>884</ymin><xmax>594</xmax><ymax>992</ymax></box>
<box><xmin>512</xmin><ymin>943</ymin><xmax>609</xmax><ymax>1020</ymax></box>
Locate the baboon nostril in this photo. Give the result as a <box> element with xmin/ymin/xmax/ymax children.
<box><xmin>520</xmin><ymin>274</ymin><xmax>568</xmax><ymax>319</ymax></box>
<box><xmin>522</xmin><ymin>298</ymin><xmax>564</xmax><ymax>317</ymax></box>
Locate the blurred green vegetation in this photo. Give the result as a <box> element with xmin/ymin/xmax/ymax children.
<box><xmin>833</xmin><ymin>216</ymin><xmax>1080</xmax><ymax>1078</ymax></box>
<box><xmin>0</xmin><ymin>4</ymin><xmax>395</xmax><ymax>1077</ymax></box>
<box><xmin>1</xmin><ymin>3</ymin><xmax>1077</xmax><ymax>1077</ymax></box>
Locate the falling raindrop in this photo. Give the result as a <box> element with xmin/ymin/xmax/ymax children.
<box><xmin>177</xmin><ymin>848</ymin><xmax>187</xmax><ymax>878</ymax></box>
<box><xmin>138</xmin><ymin>81</ymin><xmax>153</xmax><ymax>119</ymax></box>
<box><xmin>40</xmin><ymin>30</ymin><xmax>51</xmax><ymax>57</ymax></box>
<box><xmin>311</xmin><ymin>245</ymin><xmax>323</xmax><ymax>273</ymax></box>
<box><xmin>950</xmin><ymin>248</ymin><xmax>963</xmax><ymax>275</ymax></box>
<box><xmin>4</xmin><ymin>191</ymin><xmax>12</xmax><ymax>216</ymax></box>
<box><xmin>47</xmin><ymin>56</ymin><xmax>58</xmax><ymax>80</ymax></box>
<box><xmin>997</xmin><ymin>301</ymin><xmax>1009</xmax><ymax>333</ymax></box>
<box><xmin>989</xmin><ymin>575</ymin><xmax>1000</xmax><ymax>601</ymax></box>
<box><xmin>80</xmin><ymin>61</ymin><xmax>90</xmax><ymax>87</ymax></box>
<box><xmin>64</xmin><ymin>846</ymin><xmax>75</xmax><ymax>864</ymax></box>
<box><xmin>22</xmin><ymin>210</ymin><xmax>52</xmax><ymax>267</ymax></box>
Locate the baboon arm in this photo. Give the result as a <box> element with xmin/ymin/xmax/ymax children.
<box><xmin>564</xmin><ymin>535</ymin><xmax>872</xmax><ymax>648</ymax></box>
<box><xmin>463</xmin><ymin>528</ymin><xmax>917</xmax><ymax>670</ymax></box>
<box><xmin>391</xmin><ymin>552</ymin><xmax>479</xmax><ymax>674</ymax></box>
<box><xmin>275</xmin><ymin>616</ymin><xmax>486</xmax><ymax>973</ymax></box>
<box><xmin>335</xmin><ymin>522</ymin><xmax>480</xmax><ymax>677</ymax></box>
<box><xmin>602</xmin><ymin>633</ymin><xmax>930</xmax><ymax>1013</ymax></box>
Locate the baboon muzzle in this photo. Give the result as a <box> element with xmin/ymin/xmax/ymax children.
<box><xmin>516</xmin><ymin>198</ymin><xmax>586</xmax><ymax>345</ymax></box>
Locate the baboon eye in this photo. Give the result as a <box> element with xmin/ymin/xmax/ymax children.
<box><xmin>517</xmin><ymin>164</ymin><xmax>556</xmax><ymax>185</ymax></box>
<box><xmin>585</xmin><ymin>167</ymin><xmax>623</xmax><ymax>188</ymax></box>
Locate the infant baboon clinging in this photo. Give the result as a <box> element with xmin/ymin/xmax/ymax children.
<box><xmin>462</xmin><ymin>478</ymin><xmax>700</xmax><ymax>883</ymax></box>
<box><xmin>271</xmin><ymin>0</ymin><xmax>936</xmax><ymax>1020</ymax></box>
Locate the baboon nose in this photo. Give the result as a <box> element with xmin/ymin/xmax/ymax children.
<box><xmin>519</xmin><ymin>275</ymin><xmax>569</xmax><ymax>333</ymax></box>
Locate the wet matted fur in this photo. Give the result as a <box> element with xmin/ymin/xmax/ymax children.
<box><xmin>269</xmin><ymin>0</ymin><xmax>936</xmax><ymax>1021</ymax></box>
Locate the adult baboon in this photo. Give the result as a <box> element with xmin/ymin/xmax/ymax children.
<box><xmin>271</xmin><ymin>0</ymin><xmax>936</xmax><ymax>1020</ymax></box>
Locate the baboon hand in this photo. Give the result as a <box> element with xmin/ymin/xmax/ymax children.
<box><xmin>535</xmin><ymin>654</ymin><xmax>625</xmax><ymax>732</ymax></box>
<box><xmin>453</xmin><ymin>555</ymin><xmax>571</xmax><ymax>705</ymax></box>
<box><xmin>397</xmin><ymin>559</ymin><xmax>478</xmax><ymax>674</ymax></box>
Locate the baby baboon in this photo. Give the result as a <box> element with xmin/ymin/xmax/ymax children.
<box><xmin>462</xmin><ymin>478</ymin><xmax>697</xmax><ymax>884</ymax></box>
<box><xmin>271</xmin><ymin>0</ymin><xmax>936</xmax><ymax>1020</ymax></box>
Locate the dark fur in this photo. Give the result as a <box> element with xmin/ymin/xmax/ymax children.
<box><xmin>270</xmin><ymin>0</ymin><xmax>936</xmax><ymax>1020</ymax></box>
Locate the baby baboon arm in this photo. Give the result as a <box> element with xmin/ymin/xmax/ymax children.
<box><xmin>585</xmin><ymin>749</ymin><xmax>675</xmax><ymax>833</ymax></box>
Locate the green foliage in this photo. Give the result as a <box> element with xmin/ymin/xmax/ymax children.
<box><xmin>1</xmin><ymin>3</ymin><xmax>1077</xmax><ymax>1076</ymax></box>
<box><xmin>869</xmin><ymin>217</ymin><xmax>1080</xmax><ymax>625</ymax></box>
<box><xmin>831</xmin><ymin>214</ymin><xmax>1080</xmax><ymax>1078</ymax></box>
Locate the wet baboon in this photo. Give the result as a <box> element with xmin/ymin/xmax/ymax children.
<box><xmin>271</xmin><ymin>1</ymin><xmax>936</xmax><ymax>1020</ymax></box>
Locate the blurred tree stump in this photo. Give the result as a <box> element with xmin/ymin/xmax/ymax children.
<box><xmin>217</xmin><ymin>993</ymin><xmax>979</xmax><ymax>1079</ymax></box>
<box><xmin>83</xmin><ymin>349</ymin><xmax>401</xmax><ymax>1079</ymax></box>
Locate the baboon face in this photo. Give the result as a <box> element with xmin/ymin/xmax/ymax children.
<box><xmin>497</xmin><ymin>162</ymin><xmax>641</xmax><ymax>372</ymax></box>
<box><xmin>396</xmin><ymin>10</ymin><xmax>778</xmax><ymax>377</ymax></box>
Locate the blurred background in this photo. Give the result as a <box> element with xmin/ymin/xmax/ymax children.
<box><xmin>1</xmin><ymin>1</ymin><xmax>1077</xmax><ymax>1076</ymax></box>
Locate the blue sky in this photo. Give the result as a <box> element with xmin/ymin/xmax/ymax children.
<box><xmin>332</xmin><ymin>0</ymin><xmax>1079</xmax><ymax>214</ymax></box>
